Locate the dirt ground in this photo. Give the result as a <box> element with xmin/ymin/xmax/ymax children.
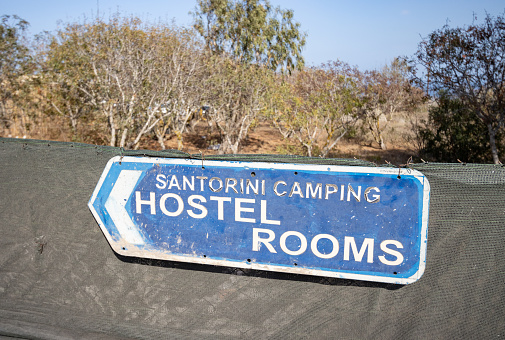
<box><xmin>4</xmin><ymin>110</ymin><xmax>422</xmax><ymax>165</ymax></box>
<box><xmin>160</xmin><ymin>113</ymin><xmax>421</xmax><ymax>166</ymax></box>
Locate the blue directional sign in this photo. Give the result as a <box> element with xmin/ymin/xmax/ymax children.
<box><xmin>88</xmin><ymin>156</ymin><xmax>430</xmax><ymax>284</ymax></box>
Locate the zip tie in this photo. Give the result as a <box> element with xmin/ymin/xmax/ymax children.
<box><xmin>386</xmin><ymin>157</ymin><xmax>413</xmax><ymax>179</ymax></box>
<box><xmin>398</xmin><ymin>156</ymin><xmax>414</xmax><ymax>179</ymax></box>
<box><xmin>199</xmin><ymin>150</ymin><xmax>205</xmax><ymax>169</ymax></box>
<box><xmin>119</xmin><ymin>147</ymin><xmax>125</xmax><ymax>165</ymax></box>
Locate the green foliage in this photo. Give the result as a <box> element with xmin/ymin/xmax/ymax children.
<box><xmin>361</xmin><ymin>58</ymin><xmax>424</xmax><ymax>150</ymax></box>
<box><xmin>417</xmin><ymin>92</ymin><xmax>501</xmax><ymax>163</ymax></box>
<box><xmin>0</xmin><ymin>15</ymin><xmax>32</xmax><ymax>76</ymax></box>
<box><xmin>201</xmin><ymin>54</ymin><xmax>273</xmax><ymax>153</ymax></box>
<box><xmin>44</xmin><ymin>16</ymin><xmax>203</xmax><ymax>148</ymax></box>
<box><xmin>193</xmin><ymin>0</ymin><xmax>306</xmax><ymax>73</ymax></box>
<box><xmin>412</xmin><ymin>13</ymin><xmax>505</xmax><ymax>163</ymax></box>
<box><xmin>0</xmin><ymin>15</ymin><xmax>37</xmax><ymax>133</ymax></box>
<box><xmin>4</xmin><ymin>11</ymin><xmax>482</xmax><ymax>163</ymax></box>
<box><xmin>271</xmin><ymin>61</ymin><xmax>362</xmax><ymax>157</ymax></box>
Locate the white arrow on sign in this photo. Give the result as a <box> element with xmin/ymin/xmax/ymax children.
<box><xmin>104</xmin><ymin>170</ymin><xmax>145</xmax><ymax>245</ymax></box>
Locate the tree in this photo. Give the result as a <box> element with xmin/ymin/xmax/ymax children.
<box><xmin>135</xmin><ymin>26</ymin><xmax>204</xmax><ymax>150</ymax></box>
<box><xmin>0</xmin><ymin>15</ymin><xmax>37</xmax><ymax>137</ymax></box>
<box><xmin>192</xmin><ymin>0</ymin><xmax>306</xmax><ymax>154</ymax></box>
<box><xmin>201</xmin><ymin>54</ymin><xmax>271</xmax><ymax>154</ymax></box>
<box><xmin>269</xmin><ymin>72</ymin><xmax>321</xmax><ymax>156</ymax></box>
<box><xmin>45</xmin><ymin>16</ymin><xmax>203</xmax><ymax>149</ymax></box>
<box><xmin>361</xmin><ymin>59</ymin><xmax>424</xmax><ymax>150</ymax></box>
<box><xmin>412</xmin><ymin>13</ymin><xmax>505</xmax><ymax>163</ymax></box>
<box><xmin>193</xmin><ymin>0</ymin><xmax>306</xmax><ymax>73</ymax></box>
<box><xmin>272</xmin><ymin>61</ymin><xmax>362</xmax><ymax>157</ymax></box>
<box><xmin>43</xmin><ymin>24</ymin><xmax>98</xmax><ymax>140</ymax></box>
<box><xmin>417</xmin><ymin>91</ymin><xmax>499</xmax><ymax>163</ymax></box>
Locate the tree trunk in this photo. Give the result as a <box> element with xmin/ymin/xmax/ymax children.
<box><xmin>379</xmin><ymin>135</ymin><xmax>387</xmax><ymax>150</ymax></box>
<box><xmin>110</xmin><ymin>126</ymin><xmax>116</xmax><ymax>147</ymax></box>
<box><xmin>304</xmin><ymin>144</ymin><xmax>312</xmax><ymax>158</ymax></box>
<box><xmin>488</xmin><ymin>123</ymin><xmax>500</xmax><ymax>164</ymax></box>
<box><xmin>218</xmin><ymin>136</ymin><xmax>238</xmax><ymax>154</ymax></box>
<box><xmin>108</xmin><ymin>109</ymin><xmax>116</xmax><ymax>147</ymax></box>
<box><xmin>120</xmin><ymin>128</ymin><xmax>128</xmax><ymax>148</ymax></box>
<box><xmin>157</xmin><ymin>135</ymin><xmax>166</xmax><ymax>150</ymax></box>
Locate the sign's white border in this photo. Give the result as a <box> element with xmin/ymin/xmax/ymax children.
<box><xmin>89</xmin><ymin>156</ymin><xmax>430</xmax><ymax>285</ymax></box>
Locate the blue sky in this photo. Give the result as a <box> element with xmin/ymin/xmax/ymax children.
<box><xmin>2</xmin><ymin>0</ymin><xmax>504</xmax><ymax>70</ymax></box>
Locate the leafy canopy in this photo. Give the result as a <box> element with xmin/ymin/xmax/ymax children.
<box><xmin>412</xmin><ymin>12</ymin><xmax>505</xmax><ymax>163</ymax></box>
<box><xmin>193</xmin><ymin>0</ymin><xmax>306</xmax><ymax>73</ymax></box>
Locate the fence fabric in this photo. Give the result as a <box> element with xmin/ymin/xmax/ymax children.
<box><xmin>0</xmin><ymin>138</ymin><xmax>504</xmax><ymax>339</ymax></box>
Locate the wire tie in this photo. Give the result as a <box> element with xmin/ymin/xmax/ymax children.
<box><xmin>199</xmin><ymin>150</ymin><xmax>205</xmax><ymax>169</ymax></box>
<box><xmin>119</xmin><ymin>147</ymin><xmax>125</xmax><ymax>165</ymax></box>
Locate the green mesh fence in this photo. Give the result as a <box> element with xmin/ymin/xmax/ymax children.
<box><xmin>0</xmin><ymin>137</ymin><xmax>504</xmax><ymax>339</ymax></box>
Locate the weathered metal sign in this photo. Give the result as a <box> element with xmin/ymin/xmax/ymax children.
<box><xmin>88</xmin><ymin>156</ymin><xmax>430</xmax><ymax>284</ymax></box>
